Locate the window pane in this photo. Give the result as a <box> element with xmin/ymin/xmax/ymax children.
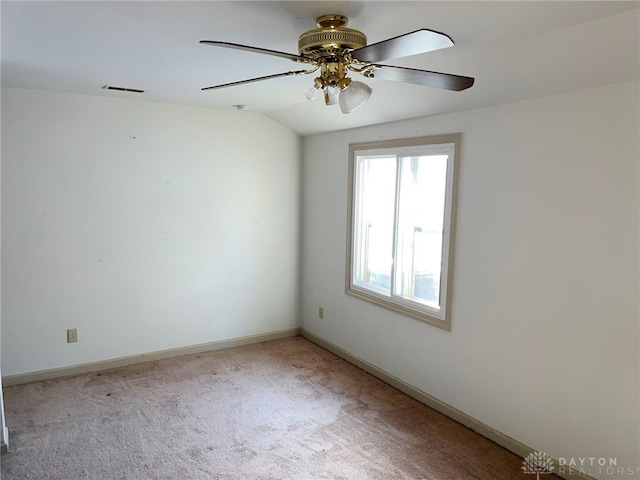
<box><xmin>353</xmin><ymin>156</ymin><xmax>396</xmax><ymax>294</ymax></box>
<box><xmin>393</xmin><ymin>155</ymin><xmax>448</xmax><ymax>308</ymax></box>
<box><xmin>347</xmin><ymin>135</ymin><xmax>458</xmax><ymax>330</ymax></box>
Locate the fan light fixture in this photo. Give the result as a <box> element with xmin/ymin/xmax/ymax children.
<box><xmin>297</xmin><ymin>15</ymin><xmax>373</xmax><ymax>113</ymax></box>
<box><xmin>303</xmin><ymin>58</ymin><xmax>373</xmax><ymax>112</ymax></box>
<box><xmin>200</xmin><ymin>14</ymin><xmax>475</xmax><ymax>115</ymax></box>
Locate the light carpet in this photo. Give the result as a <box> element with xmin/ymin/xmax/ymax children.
<box><xmin>2</xmin><ymin>336</ymin><xmax>547</xmax><ymax>479</ymax></box>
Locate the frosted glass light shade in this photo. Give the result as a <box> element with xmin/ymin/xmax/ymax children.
<box><xmin>339</xmin><ymin>81</ymin><xmax>372</xmax><ymax>114</ymax></box>
<box><xmin>324</xmin><ymin>86</ymin><xmax>340</xmax><ymax>105</ymax></box>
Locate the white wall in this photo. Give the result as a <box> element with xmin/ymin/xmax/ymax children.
<box><xmin>0</xmin><ymin>90</ymin><xmax>6</xmax><ymax>450</ymax></box>
<box><xmin>1</xmin><ymin>88</ymin><xmax>301</xmax><ymax>376</ymax></box>
<box><xmin>301</xmin><ymin>81</ymin><xmax>639</xmax><ymax>478</ymax></box>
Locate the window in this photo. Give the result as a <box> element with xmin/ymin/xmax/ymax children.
<box><xmin>346</xmin><ymin>134</ymin><xmax>459</xmax><ymax>330</ymax></box>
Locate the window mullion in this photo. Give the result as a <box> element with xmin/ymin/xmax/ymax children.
<box><xmin>389</xmin><ymin>155</ymin><xmax>402</xmax><ymax>301</ymax></box>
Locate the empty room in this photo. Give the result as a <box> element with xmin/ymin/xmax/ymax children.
<box><xmin>1</xmin><ymin>1</ymin><xmax>638</xmax><ymax>479</ymax></box>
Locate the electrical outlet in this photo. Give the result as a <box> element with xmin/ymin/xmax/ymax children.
<box><xmin>318</xmin><ymin>307</ymin><xmax>324</xmax><ymax>320</ymax></box>
<box><xmin>67</xmin><ymin>328</ymin><xmax>78</xmax><ymax>343</ymax></box>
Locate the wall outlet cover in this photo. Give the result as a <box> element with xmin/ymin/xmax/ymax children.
<box><xmin>67</xmin><ymin>328</ymin><xmax>78</xmax><ymax>343</ymax></box>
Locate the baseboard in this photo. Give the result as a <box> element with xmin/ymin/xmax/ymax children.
<box><xmin>300</xmin><ymin>328</ymin><xmax>596</xmax><ymax>480</ymax></box>
<box><xmin>3</xmin><ymin>327</ymin><xmax>301</xmax><ymax>387</ymax></box>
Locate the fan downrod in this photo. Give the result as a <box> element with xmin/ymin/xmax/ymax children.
<box><xmin>316</xmin><ymin>15</ymin><xmax>348</xmax><ymax>29</ymax></box>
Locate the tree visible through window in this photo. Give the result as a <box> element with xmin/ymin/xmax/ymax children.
<box><xmin>346</xmin><ymin>135</ymin><xmax>459</xmax><ymax>330</ymax></box>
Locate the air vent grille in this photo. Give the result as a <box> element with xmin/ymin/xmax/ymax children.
<box><xmin>101</xmin><ymin>85</ymin><xmax>145</xmax><ymax>93</ymax></box>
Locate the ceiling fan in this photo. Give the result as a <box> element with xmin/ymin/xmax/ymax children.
<box><xmin>200</xmin><ymin>14</ymin><xmax>474</xmax><ymax>114</ymax></box>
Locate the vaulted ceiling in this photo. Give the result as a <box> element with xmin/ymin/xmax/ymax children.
<box><xmin>2</xmin><ymin>1</ymin><xmax>638</xmax><ymax>136</ymax></box>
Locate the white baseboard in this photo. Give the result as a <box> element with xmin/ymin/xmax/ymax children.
<box><xmin>301</xmin><ymin>328</ymin><xmax>596</xmax><ymax>480</ymax></box>
<box><xmin>2</xmin><ymin>327</ymin><xmax>301</xmax><ymax>387</ymax></box>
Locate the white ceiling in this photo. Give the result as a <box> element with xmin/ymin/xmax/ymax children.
<box><xmin>2</xmin><ymin>1</ymin><xmax>638</xmax><ymax>136</ymax></box>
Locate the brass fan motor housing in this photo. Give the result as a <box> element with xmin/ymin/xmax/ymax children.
<box><xmin>298</xmin><ymin>15</ymin><xmax>367</xmax><ymax>59</ymax></box>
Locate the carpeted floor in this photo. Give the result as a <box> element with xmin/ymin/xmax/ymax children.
<box><xmin>2</xmin><ymin>336</ymin><xmax>545</xmax><ymax>479</ymax></box>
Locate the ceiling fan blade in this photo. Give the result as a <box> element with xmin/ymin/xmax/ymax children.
<box><xmin>351</xmin><ymin>29</ymin><xmax>454</xmax><ymax>63</ymax></box>
<box><xmin>202</xmin><ymin>70</ymin><xmax>311</xmax><ymax>91</ymax></box>
<box><xmin>371</xmin><ymin>64</ymin><xmax>474</xmax><ymax>91</ymax></box>
<box><xmin>200</xmin><ymin>41</ymin><xmax>313</xmax><ymax>64</ymax></box>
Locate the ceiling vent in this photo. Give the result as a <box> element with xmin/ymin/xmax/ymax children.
<box><xmin>101</xmin><ymin>85</ymin><xmax>145</xmax><ymax>93</ymax></box>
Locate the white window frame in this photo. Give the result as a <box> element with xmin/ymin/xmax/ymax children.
<box><xmin>345</xmin><ymin>134</ymin><xmax>460</xmax><ymax>331</ymax></box>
